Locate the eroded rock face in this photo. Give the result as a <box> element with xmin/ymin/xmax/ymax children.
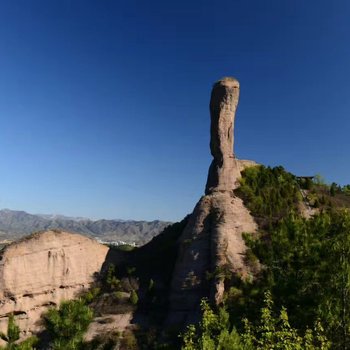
<box><xmin>168</xmin><ymin>77</ymin><xmax>257</xmax><ymax>326</ymax></box>
<box><xmin>0</xmin><ymin>230</ymin><xmax>109</xmax><ymax>337</ymax></box>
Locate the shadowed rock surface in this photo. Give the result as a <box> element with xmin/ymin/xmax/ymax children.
<box><xmin>167</xmin><ymin>77</ymin><xmax>257</xmax><ymax>326</ymax></box>
<box><xmin>0</xmin><ymin>230</ymin><xmax>109</xmax><ymax>339</ymax></box>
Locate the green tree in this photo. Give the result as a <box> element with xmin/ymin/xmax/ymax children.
<box><xmin>242</xmin><ymin>292</ymin><xmax>330</xmax><ymax>350</ymax></box>
<box><xmin>0</xmin><ymin>314</ymin><xmax>37</xmax><ymax>350</ymax></box>
<box><xmin>44</xmin><ymin>299</ymin><xmax>93</xmax><ymax>350</ymax></box>
<box><xmin>181</xmin><ymin>299</ymin><xmax>244</xmax><ymax>350</ymax></box>
<box><xmin>0</xmin><ymin>314</ymin><xmax>20</xmax><ymax>349</ymax></box>
<box><xmin>105</xmin><ymin>264</ymin><xmax>121</xmax><ymax>291</ymax></box>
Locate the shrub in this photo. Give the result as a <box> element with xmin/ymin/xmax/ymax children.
<box><xmin>44</xmin><ymin>299</ymin><xmax>93</xmax><ymax>350</ymax></box>
<box><xmin>81</xmin><ymin>287</ymin><xmax>101</xmax><ymax>304</ymax></box>
<box><xmin>130</xmin><ymin>290</ymin><xmax>139</xmax><ymax>305</ymax></box>
<box><xmin>181</xmin><ymin>294</ymin><xmax>330</xmax><ymax>350</ymax></box>
<box><xmin>105</xmin><ymin>264</ymin><xmax>121</xmax><ymax>291</ymax></box>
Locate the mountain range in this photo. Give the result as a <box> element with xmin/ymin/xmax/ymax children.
<box><xmin>0</xmin><ymin>209</ymin><xmax>171</xmax><ymax>245</ymax></box>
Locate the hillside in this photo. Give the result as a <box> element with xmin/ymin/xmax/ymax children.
<box><xmin>0</xmin><ymin>209</ymin><xmax>171</xmax><ymax>246</ymax></box>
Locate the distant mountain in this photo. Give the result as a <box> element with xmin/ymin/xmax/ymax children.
<box><xmin>0</xmin><ymin>209</ymin><xmax>172</xmax><ymax>246</ymax></box>
<box><xmin>36</xmin><ymin>213</ymin><xmax>89</xmax><ymax>221</ymax></box>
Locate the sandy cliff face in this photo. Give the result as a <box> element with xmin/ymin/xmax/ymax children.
<box><xmin>168</xmin><ymin>78</ymin><xmax>257</xmax><ymax>326</ymax></box>
<box><xmin>0</xmin><ymin>230</ymin><xmax>109</xmax><ymax>337</ymax></box>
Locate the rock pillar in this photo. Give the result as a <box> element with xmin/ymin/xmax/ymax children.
<box><xmin>167</xmin><ymin>77</ymin><xmax>257</xmax><ymax>328</ymax></box>
<box><xmin>206</xmin><ymin>77</ymin><xmax>241</xmax><ymax>194</ymax></box>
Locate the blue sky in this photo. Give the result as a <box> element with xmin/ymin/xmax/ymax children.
<box><xmin>0</xmin><ymin>0</ymin><xmax>349</xmax><ymax>221</ymax></box>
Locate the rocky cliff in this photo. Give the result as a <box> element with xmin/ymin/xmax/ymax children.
<box><xmin>167</xmin><ymin>77</ymin><xmax>257</xmax><ymax>326</ymax></box>
<box><xmin>0</xmin><ymin>230</ymin><xmax>109</xmax><ymax>338</ymax></box>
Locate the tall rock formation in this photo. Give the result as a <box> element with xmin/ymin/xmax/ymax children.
<box><xmin>0</xmin><ymin>230</ymin><xmax>109</xmax><ymax>339</ymax></box>
<box><xmin>168</xmin><ymin>77</ymin><xmax>257</xmax><ymax>326</ymax></box>
<box><xmin>206</xmin><ymin>77</ymin><xmax>241</xmax><ymax>193</ymax></box>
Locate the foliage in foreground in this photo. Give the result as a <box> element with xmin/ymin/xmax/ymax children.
<box><xmin>44</xmin><ymin>299</ymin><xmax>93</xmax><ymax>350</ymax></box>
<box><xmin>181</xmin><ymin>293</ymin><xmax>330</xmax><ymax>350</ymax></box>
<box><xmin>243</xmin><ymin>209</ymin><xmax>350</xmax><ymax>349</ymax></box>
<box><xmin>0</xmin><ymin>314</ymin><xmax>38</xmax><ymax>350</ymax></box>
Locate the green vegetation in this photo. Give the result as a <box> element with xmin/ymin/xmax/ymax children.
<box><xmin>100</xmin><ymin>262</ymin><xmax>140</xmax><ymax>313</ymax></box>
<box><xmin>0</xmin><ymin>314</ymin><xmax>37</xmax><ymax>350</ymax></box>
<box><xmin>130</xmin><ymin>290</ymin><xmax>139</xmax><ymax>305</ymax></box>
<box><xmin>181</xmin><ymin>293</ymin><xmax>330</xmax><ymax>350</ymax></box>
<box><xmin>105</xmin><ymin>264</ymin><xmax>122</xmax><ymax>291</ymax></box>
<box><xmin>242</xmin><ymin>210</ymin><xmax>350</xmax><ymax>348</ymax></box>
<box><xmin>80</xmin><ymin>287</ymin><xmax>101</xmax><ymax>304</ymax></box>
<box><xmin>236</xmin><ymin>165</ymin><xmax>301</xmax><ymax>224</ymax></box>
<box><xmin>237</xmin><ymin>166</ymin><xmax>350</xmax><ymax>218</ymax></box>
<box><xmin>44</xmin><ymin>299</ymin><xmax>93</xmax><ymax>350</ymax></box>
<box><xmin>112</xmin><ymin>244</ymin><xmax>136</xmax><ymax>252</ymax></box>
<box><xmin>238</xmin><ymin>167</ymin><xmax>350</xmax><ymax>348</ymax></box>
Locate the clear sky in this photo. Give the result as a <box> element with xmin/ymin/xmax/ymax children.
<box><xmin>0</xmin><ymin>0</ymin><xmax>349</xmax><ymax>221</ymax></box>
